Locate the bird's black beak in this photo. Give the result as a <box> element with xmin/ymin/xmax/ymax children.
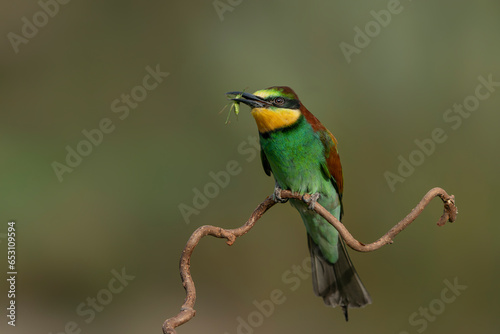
<box><xmin>226</xmin><ymin>91</ymin><xmax>271</xmax><ymax>109</ymax></box>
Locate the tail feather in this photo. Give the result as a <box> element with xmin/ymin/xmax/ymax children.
<box><xmin>308</xmin><ymin>234</ymin><xmax>372</xmax><ymax>321</ymax></box>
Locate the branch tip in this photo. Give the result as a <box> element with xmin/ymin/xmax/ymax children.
<box><xmin>226</xmin><ymin>235</ymin><xmax>236</xmax><ymax>246</ymax></box>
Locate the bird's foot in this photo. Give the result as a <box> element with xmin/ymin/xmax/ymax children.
<box><xmin>303</xmin><ymin>192</ymin><xmax>320</xmax><ymax>210</ymax></box>
<box><xmin>272</xmin><ymin>183</ymin><xmax>288</xmax><ymax>203</ymax></box>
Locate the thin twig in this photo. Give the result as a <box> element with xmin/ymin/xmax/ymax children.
<box><xmin>163</xmin><ymin>187</ymin><xmax>457</xmax><ymax>334</ymax></box>
<box><xmin>280</xmin><ymin>187</ymin><xmax>456</xmax><ymax>252</ymax></box>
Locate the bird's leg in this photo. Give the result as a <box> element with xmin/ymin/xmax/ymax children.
<box><xmin>272</xmin><ymin>182</ymin><xmax>288</xmax><ymax>203</ymax></box>
<box><xmin>303</xmin><ymin>192</ymin><xmax>320</xmax><ymax>210</ymax></box>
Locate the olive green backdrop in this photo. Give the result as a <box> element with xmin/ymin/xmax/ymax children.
<box><xmin>1</xmin><ymin>1</ymin><xmax>499</xmax><ymax>333</ymax></box>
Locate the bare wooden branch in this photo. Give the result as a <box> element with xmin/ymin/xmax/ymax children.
<box><xmin>162</xmin><ymin>187</ymin><xmax>457</xmax><ymax>334</ymax></box>
<box><xmin>281</xmin><ymin>187</ymin><xmax>456</xmax><ymax>252</ymax></box>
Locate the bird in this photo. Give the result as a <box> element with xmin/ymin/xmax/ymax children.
<box><xmin>226</xmin><ymin>86</ymin><xmax>371</xmax><ymax>321</ymax></box>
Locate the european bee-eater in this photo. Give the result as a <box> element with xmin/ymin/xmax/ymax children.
<box><xmin>226</xmin><ymin>86</ymin><xmax>371</xmax><ymax>320</ymax></box>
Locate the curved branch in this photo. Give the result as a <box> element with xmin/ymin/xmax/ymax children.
<box><xmin>279</xmin><ymin>187</ymin><xmax>457</xmax><ymax>252</ymax></box>
<box><xmin>163</xmin><ymin>187</ymin><xmax>457</xmax><ymax>333</ymax></box>
<box><xmin>162</xmin><ymin>197</ymin><xmax>277</xmax><ymax>333</ymax></box>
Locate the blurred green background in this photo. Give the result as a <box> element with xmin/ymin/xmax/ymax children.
<box><xmin>1</xmin><ymin>1</ymin><xmax>499</xmax><ymax>333</ymax></box>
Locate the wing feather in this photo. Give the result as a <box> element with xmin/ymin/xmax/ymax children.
<box><xmin>260</xmin><ymin>149</ymin><xmax>272</xmax><ymax>176</ymax></box>
<box><xmin>299</xmin><ymin>105</ymin><xmax>344</xmax><ymax>215</ymax></box>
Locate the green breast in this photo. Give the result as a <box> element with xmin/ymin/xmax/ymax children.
<box><xmin>259</xmin><ymin>115</ymin><xmax>342</xmax><ymax>263</ymax></box>
<box><xmin>259</xmin><ymin>116</ymin><xmax>328</xmax><ymax>194</ymax></box>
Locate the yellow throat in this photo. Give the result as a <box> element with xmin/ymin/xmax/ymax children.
<box><xmin>251</xmin><ymin>108</ymin><xmax>301</xmax><ymax>133</ymax></box>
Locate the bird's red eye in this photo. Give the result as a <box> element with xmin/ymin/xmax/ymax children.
<box><xmin>274</xmin><ymin>97</ymin><xmax>285</xmax><ymax>105</ymax></box>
